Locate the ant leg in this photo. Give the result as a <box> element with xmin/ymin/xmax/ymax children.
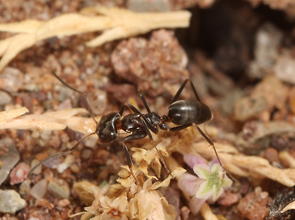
<box><xmin>51</xmin><ymin>71</ymin><xmax>98</xmax><ymax>124</ymax></box>
<box><xmin>195</xmin><ymin>125</ymin><xmax>233</xmax><ymax>181</ymax></box>
<box><xmin>28</xmin><ymin>132</ymin><xmax>95</xmax><ymax>178</ymax></box>
<box><xmin>172</xmin><ymin>79</ymin><xmax>201</xmax><ymax>103</ymax></box>
<box><xmin>170</xmin><ymin>123</ymin><xmax>232</xmax><ymax>180</ymax></box>
<box><xmin>123</xmin><ymin>131</ymin><xmax>148</xmax><ymax>185</ymax></box>
<box><xmin>138</xmin><ymin>90</ymin><xmax>151</xmax><ymax>113</ymax></box>
<box><xmin>124</xmin><ymin>103</ymin><xmax>159</xmax><ymax>134</ymax></box>
<box><xmin>139</xmin><ymin>117</ymin><xmax>173</xmax><ymax>178</ymax></box>
<box><xmin>122</xmin><ymin>140</ymin><xmax>139</xmax><ymax>185</ymax></box>
<box><xmin>119</xmin><ymin>102</ymin><xmax>137</xmax><ymax>115</ymax></box>
<box><xmin>170</xmin><ymin>123</ymin><xmax>192</xmax><ymax>132</ymax></box>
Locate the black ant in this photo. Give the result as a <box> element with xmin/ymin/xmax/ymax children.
<box><xmin>29</xmin><ymin>71</ymin><xmax>228</xmax><ymax>183</ymax></box>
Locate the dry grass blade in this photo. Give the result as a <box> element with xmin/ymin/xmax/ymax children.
<box><xmin>281</xmin><ymin>201</ymin><xmax>295</xmax><ymax>213</ymax></box>
<box><xmin>167</xmin><ymin>127</ymin><xmax>295</xmax><ymax>187</ymax></box>
<box><xmin>0</xmin><ymin>20</ymin><xmax>43</xmax><ymax>33</ymax></box>
<box><xmin>0</xmin><ymin>108</ymin><xmax>93</xmax><ymax>132</ymax></box>
<box><xmin>0</xmin><ymin>34</ymin><xmax>36</xmax><ymax>71</ymax></box>
<box><xmin>0</xmin><ymin>6</ymin><xmax>191</xmax><ymax>71</ymax></box>
<box><xmin>0</xmin><ymin>107</ymin><xmax>29</xmax><ymax>125</ymax></box>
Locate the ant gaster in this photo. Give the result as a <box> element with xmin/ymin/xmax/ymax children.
<box><xmin>29</xmin><ymin>71</ymin><xmax>227</xmax><ymax>183</ymax></box>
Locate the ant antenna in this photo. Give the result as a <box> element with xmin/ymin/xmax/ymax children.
<box><xmin>51</xmin><ymin>71</ymin><xmax>98</xmax><ymax>124</ymax></box>
<box><xmin>28</xmin><ymin>71</ymin><xmax>100</xmax><ymax>178</ymax></box>
<box><xmin>28</xmin><ymin>132</ymin><xmax>95</xmax><ymax>177</ymax></box>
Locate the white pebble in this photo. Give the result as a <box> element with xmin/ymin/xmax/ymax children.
<box><xmin>0</xmin><ymin>190</ymin><xmax>26</xmax><ymax>213</ymax></box>
<box><xmin>30</xmin><ymin>179</ymin><xmax>48</xmax><ymax>200</ymax></box>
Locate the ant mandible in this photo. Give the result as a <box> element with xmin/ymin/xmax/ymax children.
<box><xmin>29</xmin><ymin>71</ymin><xmax>227</xmax><ymax>183</ymax></box>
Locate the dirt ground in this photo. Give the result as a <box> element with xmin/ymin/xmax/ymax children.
<box><xmin>1</xmin><ymin>0</ymin><xmax>295</xmax><ymax>219</ymax></box>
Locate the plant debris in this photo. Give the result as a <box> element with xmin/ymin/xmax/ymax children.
<box><xmin>1</xmin><ymin>1</ymin><xmax>295</xmax><ymax>219</ymax></box>
<box><xmin>0</xmin><ymin>6</ymin><xmax>191</xmax><ymax>71</ymax></box>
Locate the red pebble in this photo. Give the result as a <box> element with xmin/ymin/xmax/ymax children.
<box><xmin>10</xmin><ymin>162</ymin><xmax>31</xmax><ymax>185</ymax></box>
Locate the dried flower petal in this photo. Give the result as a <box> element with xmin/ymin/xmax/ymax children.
<box><xmin>150</xmin><ymin>167</ymin><xmax>186</xmax><ymax>190</ymax></box>
<box><xmin>131</xmin><ymin>181</ymin><xmax>177</xmax><ymax>220</ymax></box>
<box><xmin>178</xmin><ymin>173</ymin><xmax>202</xmax><ymax>196</ymax></box>
<box><xmin>184</xmin><ymin>153</ymin><xmax>207</xmax><ymax>169</ymax></box>
<box><xmin>73</xmin><ymin>181</ymin><xmax>101</xmax><ymax>206</ymax></box>
<box><xmin>131</xmin><ymin>139</ymin><xmax>170</xmax><ymax>177</ymax></box>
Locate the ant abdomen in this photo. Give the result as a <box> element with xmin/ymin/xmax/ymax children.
<box><xmin>167</xmin><ymin>100</ymin><xmax>212</xmax><ymax>125</ymax></box>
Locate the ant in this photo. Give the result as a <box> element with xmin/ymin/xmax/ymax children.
<box><xmin>29</xmin><ymin>71</ymin><xmax>228</xmax><ymax>183</ymax></box>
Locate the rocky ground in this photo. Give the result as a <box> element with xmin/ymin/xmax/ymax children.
<box><xmin>1</xmin><ymin>0</ymin><xmax>295</xmax><ymax>220</ymax></box>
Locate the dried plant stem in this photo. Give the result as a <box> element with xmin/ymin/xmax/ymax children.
<box><xmin>0</xmin><ymin>6</ymin><xmax>191</xmax><ymax>71</ymax></box>
<box><xmin>200</xmin><ymin>202</ymin><xmax>218</xmax><ymax>220</ymax></box>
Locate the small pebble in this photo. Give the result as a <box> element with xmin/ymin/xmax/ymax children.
<box><xmin>217</xmin><ymin>191</ymin><xmax>241</xmax><ymax>206</ymax></box>
<box><xmin>0</xmin><ymin>91</ymin><xmax>11</xmax><ymax>106</ymax></box>
<box><xmin>264</xmin><ymin>147</ymin><xmax>280</xmax><ymax>165</ymax></box>
<box><xmin>235</xmin><ymin>76</ymin><xmax>288</xmax><ymax>122</ymax></box>
<box><xmin>30</xmin><ymin>179</ymin><xmax>48</xmax><ymax>200</ymax></box>
<box><xmin>70</xmin><ymin>164</ymin><xmax>80</xmax><ymax>173</ymax></box>
<box><xmin>48</xmin><ymin>179</ymin><xmax>70</xmax><ymax>199</ymax></box>
<box><xmin>57</xmin><ymin>162</ymin><xmax>69</xmax><ymax>173</ymax></box>
<box><xmin>0</xmin><ymin>67</ymin><xmax>24</xmax><ymax>92</ymax></box>
<box><xmin>19</xmin><ymin>179</ymin><xmax>31</xmax><ymax>197</ymax></box>
<box><xmin>274</xmin><ymin>54</ymin><xmax>295</xmax><ymax>85</ymax></box>
<box><xmin>24</xmin><ymin>83</ymin><xmax>39</xmax><ymax>92</ymax></box>
<box><xmin>58</xmin><ymin>199</ymin><xmax>70</xmax><ymax>207</ymax></box>
<box><xmin>248</xmin><ymin>23</ymin><xmax>282</xmax><ymax>79</ymax></box>
<box><xmin>127</xmin><ymin>0</ymin><xmax>170</xmax><ymax>12</ymax></box>
<box><xmin>30</xmin><ymin>159</ymin><xmax>42</xmax><ymax>175</ymax></box>
<box><xmin>84</xmin><ymin>136</ymin><xmax>98</xmax><ymax>148</ymax></box>
<box><xmin>0</xmin><ymin>189</ymin><xmax>26</xmax><ymax>214</ymax></box>
<box><xmin>64</xmin><ymin>154</ymin><xmax>75</xmax><ymax>165</ymax></box>
<box><xmin>81</xmin><ymin>149</ymin><xmax>92</xmax><ymax>159</ymax></box>
<box><xmin>0</xmin><ymin>138</ymin><xmax>20</xmax><ymax>186</ymax></box>
<box><xmin>237</xmin><ymin>187</ymin><xmax>269</xmax><ymax>220</ymax></box>
<box><xmin>10</xmin><ymin>162</ymin><xmax>30</xmax><ymax>185</ymax></box>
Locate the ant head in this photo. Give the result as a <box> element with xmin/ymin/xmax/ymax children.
<box><xmin>96</xmin><ymin>112</ymin><xmax>120</xmax><ymax>142</ymax></box>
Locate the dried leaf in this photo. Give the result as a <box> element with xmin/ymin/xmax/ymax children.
<box><xmin>232</xmin><ymin>155</ymin><xmax>295</xmax><ymax>186</ymax></box>
<box><xmin>165</xmin><ymin>127</ymin><xmax>295</xmax><ymax>187</ymax></box>
<box><xmin>0</xmin><ymin>108</ymin><xmax>95</xmax><ymax>133</ymax></box>
<box><xmin>281</xmin><ymin>200</ymin><xmax>295</xmax><ymax>213</ymax></box>
<box><xmin>0</xmin><ymin>6</ymin><xmax>191</xmax><ymax>71</ymax></box>
<box><xmin>0</xmin><ymin>20</ymin><xmax>43</xmax><ymax>33</ymax></box>
<box><xmin>36</xmin><ymin>14</ymin><xmax>111</xmax><ymax>40</ymax></box>
<box><xmin>2</xmin><ymin>118</ymin><xmax>66</xmax><ymax>130</ymax></box>
<box><xmin>73</xmin><ymin>181</ymin><xmax>100</xmax><ymax>206</ymax></box>
<box><xmin>0</xmin><ymin>107</ymin><xmax>29</xmax><ymax>124</ymax></box>
<box><xmin>0</xmin><ymin>34</ymin><xmax>36</xmax><ymax>71</ymax></box>
<box><xmin>150</xmin><ymin>167</ymin><xmax>186</xmax><ymax>190</ymax></box>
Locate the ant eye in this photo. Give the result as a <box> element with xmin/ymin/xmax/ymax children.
<box><xmin>99</xmin><ymin>133</ymin><xmax>105</xmax><ymax>139</ymax></box>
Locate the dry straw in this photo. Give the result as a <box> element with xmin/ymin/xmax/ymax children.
<box><xmin>0</xmin><ymin>6</ymin><xmax>191</xmax><ymax>71</ymax></box>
